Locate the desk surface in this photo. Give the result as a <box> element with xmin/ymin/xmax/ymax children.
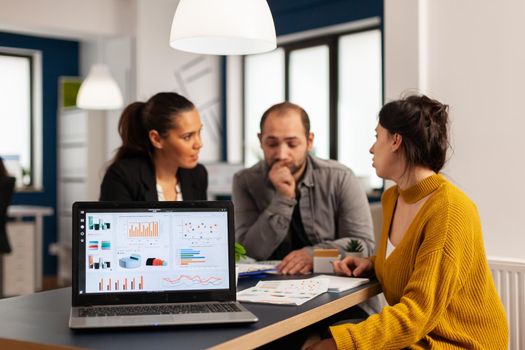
<box><xmin>0</xmin><ymin>276</ymin><xmax>380</xmax><ymax>350</ymax></box>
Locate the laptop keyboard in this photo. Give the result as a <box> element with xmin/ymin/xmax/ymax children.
<box><xmin>78</xmin><ymin>303</ymin><xmax>243</xmax><ymax>317</ymax></box>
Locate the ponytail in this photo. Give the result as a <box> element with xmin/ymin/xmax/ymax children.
<box><xmin>114</xmin><ymin>102</ymin><xmax>151</xmax><ymax>161</ymax></box>
<box><xmin>111</xmin><ymin>92</ymin><xmax>195</xmax><ymax>164</ymax></box>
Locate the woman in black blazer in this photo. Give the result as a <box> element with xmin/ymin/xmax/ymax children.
<box><xmin>100</xmin><ymin>92</ymin><xmax>207</xmax><ymax>201</ymax></box>
<box><xmin>0</xmin><ymin>158</ymin><xmax>16</xmax><ymax>253</ymax></box>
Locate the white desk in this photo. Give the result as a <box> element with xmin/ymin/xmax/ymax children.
<box><xmin>7</xmin><ymin>205</ymin><xmax>54</xmax><ymax>291</ymax></box>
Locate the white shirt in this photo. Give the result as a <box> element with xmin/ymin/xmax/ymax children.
<box><xmin>156</xmin><ymin>183</ymin><xmax>183</xmax><ymax>201</ymax></box>
<box><xmin>385</xmin><ymin>235</ymin><xmax>396</xmax><ymax>259</ymax></box>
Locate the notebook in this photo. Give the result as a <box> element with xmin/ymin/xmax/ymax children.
<box><xmin>69</xmin><ymin>200</ymin><xmax>258</xmax><ymax>329</ymax></box>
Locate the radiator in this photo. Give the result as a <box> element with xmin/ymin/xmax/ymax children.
<box><xmin>488</xmin><ymin>257</ymin><xmax>525</xmax><ymax>350</ymax></box>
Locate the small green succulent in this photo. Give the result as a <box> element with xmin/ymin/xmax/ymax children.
<box><xmin>345</xmin><ymin>239</ymin><xmax>364</xmax><ymax>253</ymax></box>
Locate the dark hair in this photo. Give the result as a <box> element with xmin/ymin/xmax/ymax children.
<box><xmin>114</xmin><ymin>92</ymin><xmax>195</xmax><ymax>161</ymax></box>
<box><xmin>0</xmin><ymin>157</ymin><xmax>7</xmax><ymax>177</ymax></box>
<box><xmin>260</xmin><ymin>102</ymin><xmax>310</xmax><ymax>137</ymax></box>
<box><xmin>379</xmin><ymin>94</ymin><xmax>449</xmax><ymax>173</ymax></box>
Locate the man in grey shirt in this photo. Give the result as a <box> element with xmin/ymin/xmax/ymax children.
<box><xmin>232</xmin><ymin>102</ymin><xmax>375</xmax><ymax>275</ymax></box>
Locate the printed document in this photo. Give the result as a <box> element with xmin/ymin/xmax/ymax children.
<box><xmin>311</xmin><ymin>275</ymin><xmax>369</xmax><ymax>292</ymax></box>
<box><xmin>237</xmin><ymin>278</ymin><xmax>329</xmax><ymax>305</ymax></box>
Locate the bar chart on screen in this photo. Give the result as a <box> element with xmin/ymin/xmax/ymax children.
<box><xmin>117</xmin><ymin>215</ymin><xmax>170</xmax><ymax>249</ymax></box>
<box><xmin>176</xmin><ymin>247</ymin><xmax>226</xmax><ymax>269</ymax></box>
<box><xmin>179</xmin><ymin>248</ymin><xmax>207</xmax><ymax>266</ymax></box>
<box><xmin>87</xmin><ymin>216</ymin><xmax>112</xmax><ymax>231</ymax></box>
<box><xmin>127</xmin><ymin>221</ymin><xmax>159</xmax><ymax>238</ymax></box>
<box><xmin>97</xmin><ymin>275</ymin><xmax>145</xmax><ymax>292</ymax></box>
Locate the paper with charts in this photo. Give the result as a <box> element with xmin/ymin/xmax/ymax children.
<box><xmin>237</xmin><ymin>278</ymin><xmax>329</xmax><ymax>306</ymax></box>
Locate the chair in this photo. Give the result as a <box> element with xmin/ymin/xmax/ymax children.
<box><xmin>368</xmin><ymin>201</ymin><xmax>388</xmax><ymax>312</ymax></box>
<box><xmin>0</xmin><ymin>176</ymin><xmax>16</xmax><ymax>297</ymax></box>
<box><xmin>369</xmin><ymin>201</ymin><xmax>383</xmax><ymax>250</ymax></box>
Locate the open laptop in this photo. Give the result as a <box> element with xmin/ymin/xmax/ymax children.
<box><xmin>69</xmin><ymin>200</ymin><xmax>258</xmax><ymax>329</ymax></box>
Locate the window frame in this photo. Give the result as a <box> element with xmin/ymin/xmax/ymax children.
<box><xmin>0</xmin><ymin>50</ymin><xmax>34</xmax><ymax>188</ymax></box>
<box><xmin>241</xmin><ymin>23</ymin><xmax>383</xmax><ymax>191</ymax></box>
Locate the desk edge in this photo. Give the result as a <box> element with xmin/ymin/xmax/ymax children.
<box><xmin>208</xmin><ymin>282</ymin><xmax>382</xmax><ymax>350</ymax></box>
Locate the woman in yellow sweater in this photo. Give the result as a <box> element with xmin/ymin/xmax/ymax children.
<box><xmin>307</xmin><ymin>95</ymin><xmax>508</xmax><ymax>349</ymax></box>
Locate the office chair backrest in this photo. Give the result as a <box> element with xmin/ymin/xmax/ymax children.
<box><xmin>369</xmin><ymin>201</ymin><xmax>383</xmax><ymax>253</ymax></box>
<box><xmin>0</xmin><ymin>176</ymin><xmax>16</xmax><ymax>254</ymax></box>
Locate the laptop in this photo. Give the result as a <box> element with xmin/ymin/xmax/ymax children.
<box><xmin>69</xmin><ymin>200</ymin><xmax>258</xmax><ymax>329</ymax></box>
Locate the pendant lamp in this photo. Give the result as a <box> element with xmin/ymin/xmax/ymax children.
<box><xmin>169</xmin><ymin>0</ymin><xmax>276</xmax><ymax>55</ymax></box>
<box><xmin>77</xmin><ymin>64</ymin><xmax>123</xmax><ymax>110</ymax></box>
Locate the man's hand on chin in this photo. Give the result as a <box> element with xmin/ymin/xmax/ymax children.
<box><xmin>277</xmin><ymin>249</ymin><xmax>313</xmax><ymax>275</ymax></box>
<box><xmin>268</xmin><ymin>160</ymin><xmax>296</xmax><ymax>199</ymax></box>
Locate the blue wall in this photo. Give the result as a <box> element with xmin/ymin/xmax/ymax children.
<box><xmin>0</xmin><ymin>31</ymin><xmax>79</xmax><ymax>276</ymax></box>
<box><xmin>268</xmin><ymin>0</ymin><xmax>383</xmax><ymax>35</ymax></box>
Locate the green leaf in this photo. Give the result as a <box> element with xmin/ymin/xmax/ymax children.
<box><xmin>234</xmin><ymin>242</ymin><xmax>246</xmax><ymax>262</ymax></box>
<box><xmin>345</xmin><ymin>239</ymin><xmax>364</xmax><ymax>253</ymax></box>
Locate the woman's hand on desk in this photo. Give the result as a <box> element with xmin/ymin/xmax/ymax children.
<box><xmin>332</xmin><ymin>256</ymin><xmax>373</xmax><ymax>277</ymax></box>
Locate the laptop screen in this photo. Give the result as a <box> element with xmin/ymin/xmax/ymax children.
<box><xmin>72</xmin><ymin>201</ymin><xmax>236</xmax><ymax>306</ymax></box>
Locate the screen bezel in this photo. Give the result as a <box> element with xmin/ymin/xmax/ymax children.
<box><xmin>71</xmin><ymin>201</ymin><xmax>236</xmax><ymax>307</ymax></box>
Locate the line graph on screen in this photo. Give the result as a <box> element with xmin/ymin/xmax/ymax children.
<box><xmin>162</xmin><ymin>274</ymin><xmax>223</xmax><ymax>288</ymax></box>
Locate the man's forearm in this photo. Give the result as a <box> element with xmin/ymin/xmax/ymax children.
<box><xmin>236</xmin><ymin>194</ymin><xmax>296</xmax><ymax>260</ymax></box>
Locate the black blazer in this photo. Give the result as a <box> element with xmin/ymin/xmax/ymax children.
<box><xmin>0</xmin><ymin>176</ymin><xmax>16</xmax><ymax>253</ymax></box>
<box><xmin>99</xmin><ymin>157</ymin><xmax>208</xmax><ymax>201</ymax></box>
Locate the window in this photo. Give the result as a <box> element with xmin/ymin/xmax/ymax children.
<box><xmin>0</xmin><ymin>52</ymin><xmax>32</xmax><ymax>187</ymax></box>
<box><xmin>289</xmin><ymin>45</ymin><xmax>330</xmax><ymax>159</ymax></box>
<box><xmin>242</xmin><ymin>22</ymin><xmax>383</xmax><ymax>192</ymax></box>
<box><xmin>338</xmin><ymin>30</ymin><xmax>383</xmax><ymax>190</ymax></box>
<box><xmin>244</xmin><ymin>48</ymin><xmax>285</xmax><ymax>165</ymax></box>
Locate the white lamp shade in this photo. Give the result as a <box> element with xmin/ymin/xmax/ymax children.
<box><xmin>170</xmin><ymin>0</ymin><xmax>276</xmax><ymax>55</ymax></box>
<box><xmin>77</xmin><ymin>64</ymin><xmax>123</xmax><ymax>110</ymax></box>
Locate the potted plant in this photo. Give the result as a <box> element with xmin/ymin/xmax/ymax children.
<box><xmin>234</xmin><ymin>242</ymin><xmax>247</xmax><ymax>286</ymax></box>
<box><xmin>235</xmin><ymin>242</ymin><xmax>247</xmax><ymax>263</ymax></box>
<box><xmin>344</xmin><ymin>239</ymin><xmax>364</xmax><ymax>258</ymax></box>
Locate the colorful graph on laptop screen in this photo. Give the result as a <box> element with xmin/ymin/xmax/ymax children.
<box><xmin>80</xmin><ymin>209</ymin><xmax>230</xmax><ymax>294</ymax></box>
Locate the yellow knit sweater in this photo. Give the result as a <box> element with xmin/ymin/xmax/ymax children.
<box><xmin>330</xmin><ymin>174</ymin><xmax>508</xmax><ymax>349</ymax></box>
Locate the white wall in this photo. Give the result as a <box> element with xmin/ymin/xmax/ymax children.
<box><xmin>135</xmin><ymin>0</ymin><xmax>221</xmax><ymax>162</ymax></box>
<box><xmin>78</xmin><ymin>36</ymin><xmax>134</xmax><ymax>170</ymax></box>
<box><xmin>385</xmin><ymin>0</ymin><xmax>525</xmax><ymax>260</ymax></box>
<box><xmin>0</xmin><ymin>0</ymin><xmax>134</xmax><ymax>40</ymax></box>
<box><xmin>383</xmin><ymin>0</ymin><xmax>421</xmax><ymax>100</ymax></box>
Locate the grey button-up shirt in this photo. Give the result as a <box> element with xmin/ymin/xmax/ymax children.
<box><xmin>232</xmin><ymin>156</ymin><xmax>375</xmax><ymax>260</ymax></box>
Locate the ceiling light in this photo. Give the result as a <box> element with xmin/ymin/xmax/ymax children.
<box><xmin>77</xmin><ymin>64</ymin><xmax>123</xmax><ymax>110</ymax></box>
<box><xmin>169</xmin><ymin>0</ymin><xmax>276</xmax><ymax>55</ymax></box>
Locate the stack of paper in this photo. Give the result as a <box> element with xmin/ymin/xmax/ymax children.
<box><xmin>236</xmin><ymin>263</ymin><xmax>277</xmax><ymax>276</ymax></box>
<box><xmin>237</xmin><ymin>278</ymin><xmax>329</xmax><ymax>305</ymax></box>
<box><xmin>311</xmin><ymin>275</ymin><xmax>369</xmax><ymax>292</ymax></box>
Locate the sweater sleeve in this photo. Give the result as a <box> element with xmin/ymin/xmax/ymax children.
<box><xmin>330</xmin><ymin>249</ymin><xmax>460</xmax><ymax>349</ymax></box>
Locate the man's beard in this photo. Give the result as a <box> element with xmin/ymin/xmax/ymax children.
<box><xmin>269</xmin><ymin>155</ymin><xmax>307</xmax><ymax>176</ymax></box>
<box><xmin>289</xmin><ymin>162</ymin><xmax>301</xmax><ymax>176</ymax></box>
